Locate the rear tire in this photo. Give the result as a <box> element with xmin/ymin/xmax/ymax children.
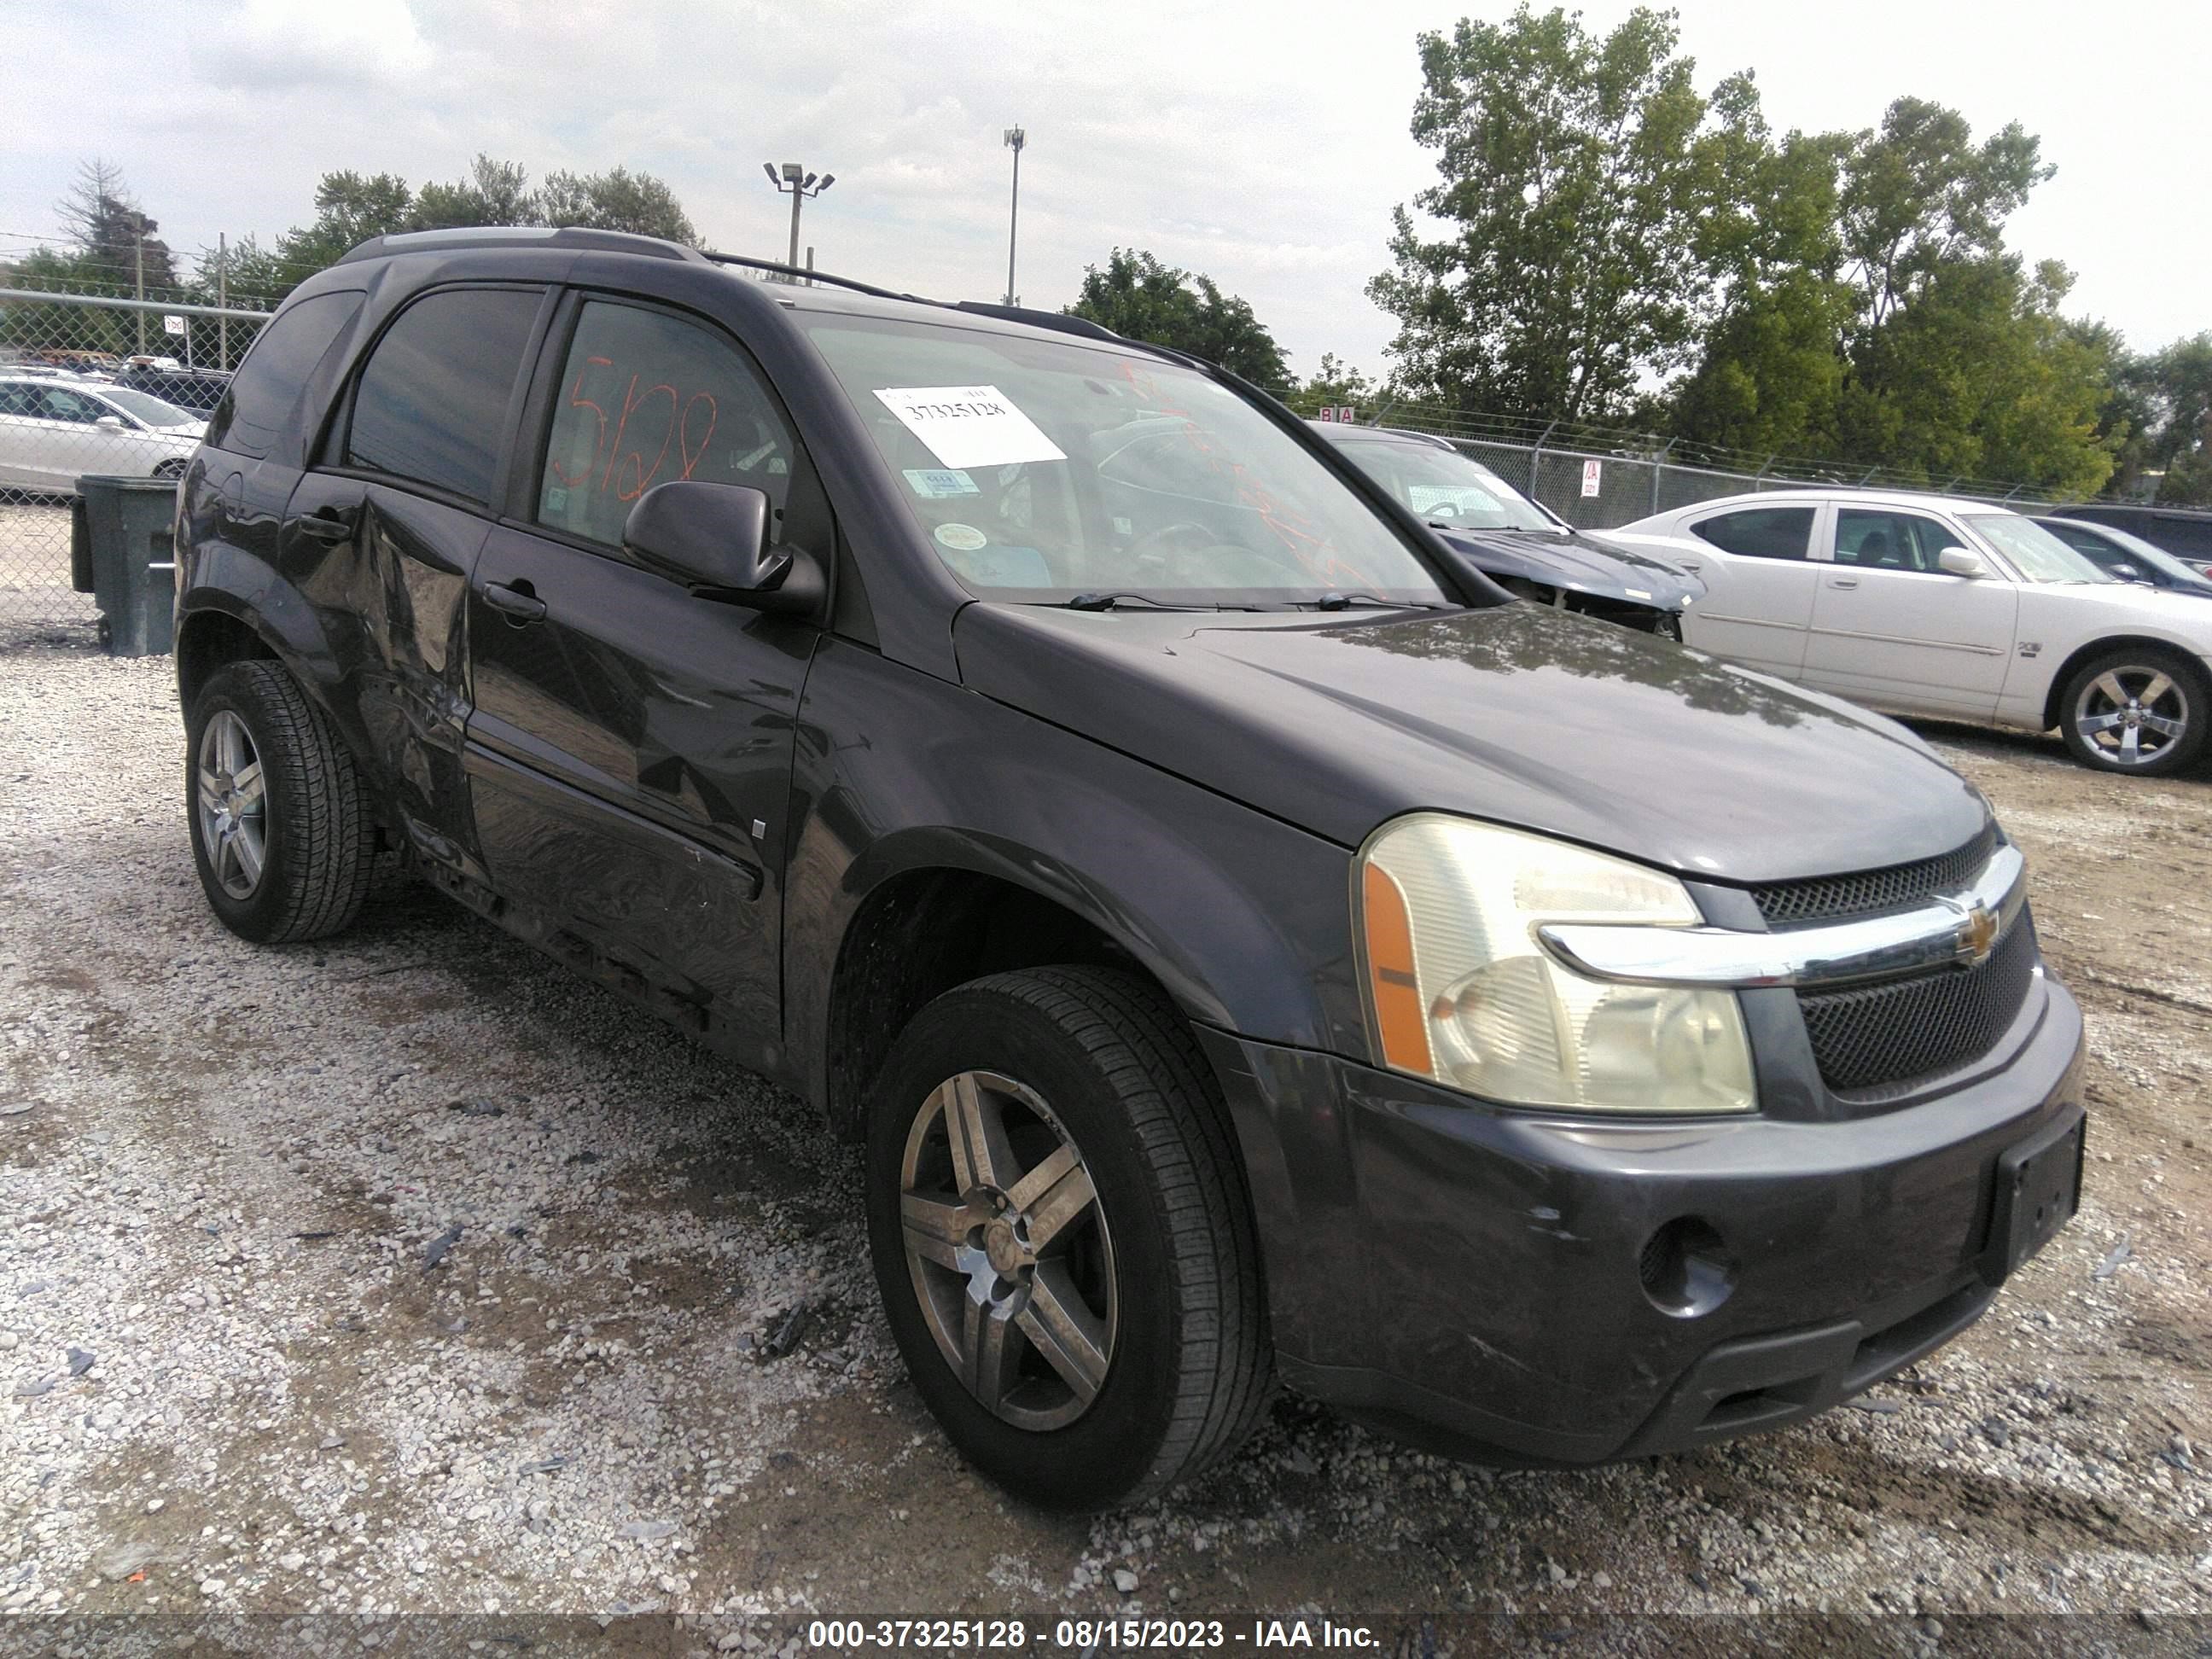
<box><xmin>185</xmin><ymin>661</ymin><xmax>376</xmax><ymax>942</ymax></box>
<box><xmin>2058</xmin><ymin>647</ymin><xmax>2207</xmax><ymax>775</ymax></box>
<box><xmin>864</xmin><ymin>967</ymin><xmax>1272</xmax><ymax>1511</ymax></box>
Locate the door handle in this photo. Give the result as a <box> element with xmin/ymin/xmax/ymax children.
<box><xmin>481</xmin><ymin>579</ymin><xmax>547</xmax><ymax>624</ymax></box>
<box><xmin>1677</xmin><ymin>560</ymin><xmax>1703</xmax><ymax>573</ymax></box>
<box><xmin>1828</xmin><ymin>576</ymin><xmax>1859</xmax><ymax>589</ymax></box>
<box><xmin>294</xmin><ymin>506</ymin><xmax>356</xmax><ymax>544</ymax></box>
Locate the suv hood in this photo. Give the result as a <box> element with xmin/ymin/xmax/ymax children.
<box><xmin>1433</xmin><ymin>526</ymin><xmax>1705</xmax><ymax>612</ymax></box>
<box><xmin>955</xmin><ymin>602</ymin><xmax>1988</xmax><ymax>884</ymax></box>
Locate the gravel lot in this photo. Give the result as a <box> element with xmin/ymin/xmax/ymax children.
<box><xmin>2</xmin><ymin>631</ymin><xmax>2208</xmax><ymax>1643</ymax></box>
<box><xmin>0</xmin><ymin>500</ymin><xmax>93</xmax><ymax>636</ymax></box>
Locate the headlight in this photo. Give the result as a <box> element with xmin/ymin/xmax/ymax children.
<box><xmin>1356</xmin><ymin>813</ymin><xmax>1755</xmax><ymax>1114</ymax></box>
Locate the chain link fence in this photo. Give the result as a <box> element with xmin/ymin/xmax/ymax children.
<box><xmin>1</xmin><ymin>288</ymin><xmax>2104</xmax><ymax>643</ymax></box>
<box><xmin>1289</xmin><ymin>397</ymin><xmax>2089</xmax><ymax>530</ymax></box>
<box><xmin>0</xmin><ymin>288</ymin><xmax>268</xmax><ymax>640</ymax></box>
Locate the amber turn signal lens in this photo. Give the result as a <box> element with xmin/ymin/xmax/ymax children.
<box><xmin>1362</xmin><ymin>862</ymin><xmax>1433</xmax><ymax>1074</ymax></box>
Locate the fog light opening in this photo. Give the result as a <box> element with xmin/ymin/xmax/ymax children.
<box><xmin>1639</xmin><ymin>1216</ymin><xmax>1735</xmax><ymax>1318</ymax></box>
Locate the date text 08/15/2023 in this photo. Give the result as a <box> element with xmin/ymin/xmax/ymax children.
<box><xmin>803</xmin><ymin>1617</ymin><xmax>1381</xmax><ymax>1650</ymax></box>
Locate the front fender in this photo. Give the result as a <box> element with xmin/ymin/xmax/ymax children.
<box><xmin>781</xmin><ymin>637</ymin><xmax>1368</xmax><ymax>1109</ymax></box>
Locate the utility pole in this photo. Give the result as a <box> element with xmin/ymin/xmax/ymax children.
<box><xmin>1002</xmin><ymin>127</ymin><xmax>1027</xmax><ymax>306</ymax></box>
<box><xmin>762</xmin><ymin>163</ymin><xmax>834</xmax><ymax>279</ymax></box>
<box><xmin>217</xmin><ymin>234</ymin><xmax>228</xmax><ymax>370</ymax></box>
<box><xmin>134</xmin><ymin>233</ymin><xmax>146</xmax><ymax>354</ymax></box>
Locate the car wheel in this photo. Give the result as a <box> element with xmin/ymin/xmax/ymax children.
<box><xmin>864</xmin><ymin>966</ymin><xmax>1272</xmax><ymax>1511</ymax></box>
<box><xmin>2058</xmin><ymin>648</ymin><xmax>2208</xmax><ymax>775</ymax></box>
<box><xmin>186</xmin><ymin>661</ymin><xmax>377</xmax><ymax>942</ymax></box>
<box><xmin>153</xmin><ymin>457</ymin><xmax>187</xmax><ymax>480</ymax></box>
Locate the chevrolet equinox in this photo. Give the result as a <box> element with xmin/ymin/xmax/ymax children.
<box><xmin>173</xmin><ymin>228</ymin><xmax>2087</xmax><ymax>1511</ymax></box>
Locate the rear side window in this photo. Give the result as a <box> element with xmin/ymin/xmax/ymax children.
<box><xmin>1691</xmin><ymin>506</ymin><xmax>1813</xmax><ymax>560</ymax></box>
<box><xmin>346</xmin><ymin>288</ymin><xmax>541</xmax><ymax>504</ymax></box>
<box><xmin>204</xmin><ymin>290</ymin><xmax>364</xmax><ymax>460</ymax></box>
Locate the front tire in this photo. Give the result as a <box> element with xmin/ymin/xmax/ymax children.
<box><xmin>2058</xmin><ymin>648</ymin><xmax>2207</xmax><ymax>775</ymax></box>
<box><xmin>185</xmin><ymin>661</ymin><xmax>377</xmax><ymax>942</ymax></box>
<box><xmin>864</xmin><ymin>967</ymin><xmax>1272</xmax><ymax>1511</ymax></box>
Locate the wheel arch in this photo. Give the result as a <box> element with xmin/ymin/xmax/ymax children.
<box><xmin>819</xmin><ymin>841</ymin><xmax>1210</xmax><ymax>1144</ymax></box>
<box><xmin>2040</xmin><ymin>633</ymin><xmax>2212</xmax><ymax>732</ymax></box>
<box><xmin>175</xmin><ymin>602</ymin><xmax>283</xmax><ymax>715</ymax></box>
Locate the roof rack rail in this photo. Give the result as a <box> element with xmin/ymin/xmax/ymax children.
<box><xmin>950</xmin><ymin>301</ymin><xmax>1121</xmax><ymax>343</ymax></box>
<box><xmin>336</xmin><ymin>226</ymin><xmax>705</xmax><ymax>265</ymax></box>
<box><xmin>699</xmin><ymin>257</ymin><xmax>1152</xmax><ymax>354</ymax></box>
<box><xmin>697</xmin><ymin>249</ymin><xmax>929</xmax><ymax>304</ymax></box>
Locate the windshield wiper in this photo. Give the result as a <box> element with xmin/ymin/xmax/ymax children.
<box><xmin>1304</xmin><ymin>593</ymin><xmax>1441</xmax><ymax>612</ymax></box>
<box><xmin>1057</xmin><ymin>591</ymin><xmax>1219</xmax><ymax>612</ymax></box>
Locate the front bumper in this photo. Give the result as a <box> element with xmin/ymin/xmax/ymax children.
<box><xmin>1201</xmin><ymin>969</ymin><xmax>2085</xmax><ymax>1465</ymax></box>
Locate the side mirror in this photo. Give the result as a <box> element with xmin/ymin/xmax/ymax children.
<box><xmin>1936</xmin><ymin>547</ymin><xmax>1987</xmax><ymax>579</ymax></box>
<box><xmin>620</xmin><ymin>480</ymin><xmax>823</xmax><ymax>615</ymax></box>
<box><xmin>94</xmin><ymin>414</ymin><xmax>127</xmax><ymax>432</ymax></box>
<box><xmin>2110</xmin><ymin>562</ymin><xmax>2143</xmax><ymax>583</ymax></box>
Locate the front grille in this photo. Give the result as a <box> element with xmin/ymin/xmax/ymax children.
<box><xmin>1750</xmin><ymin>825</ymin><xmax>1997</xmax><ymax>928</ymax></box>
<box><xmin>1798</xmin><ymin>915</ymin><xmax>2038</xmax><ymax>1093</ymax></box>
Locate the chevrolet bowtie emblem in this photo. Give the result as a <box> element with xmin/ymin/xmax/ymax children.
<box><xmin>1953</xmin><ymin>899</ymin><xmax>2000</xmax><ymax>964</ymax></box>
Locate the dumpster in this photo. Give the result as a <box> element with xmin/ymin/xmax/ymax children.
<box><xmin>72</xmin><ymin>475</ymin><xmax>179</xmax><ymax>656</ymax></box>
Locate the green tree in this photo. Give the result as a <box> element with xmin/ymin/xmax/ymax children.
<box><xmin>1368</xmin><ymin>5</ymin><xmax>1724</xmax><ymax>422</ymax></box>
<box><xmin>1668</xmin><ymin>84</ymin><xmax>1856</xmax><ymax>457</ymax></box>
<box><xmin>1670</xmin><ymin>92</ymin><xmax>2118</xmax><ymax>492</ymax></box>
<box><xmin>273</xmin><ymin>171</ymin><xmax>417</xmax><ymax>284</ymax></box>
<box><xmin>538</xmin><ymin>166</ymin><xmax>698</xmax><ymax>244</ymax></box>
<box><xmin>1067</xmin><ymin>248</ymin><xmax>1292</xmax><ymax>393</ymax></box>
<box><xmin>189</xmin><ymin>160</ymin><xmax>702</xmax><ymax>305</ymax></box>
<box><xmin>1837</xmin><ymin>256</ymin><xmax>2115</xmax><ymax>495</ymax></box>
<box><xmin>2111</xmin><ymin>334</ymin><xmax>2212</xmax><ymax>504</ymax></box>
<box><xmin>54</xmin><ymin>157</ymin><xmax>180</xmax><ymax>296</ymax></box>
<box><xmin>1837</xmin><ymin>97</ymin><xmax>2051</xmax><ymax>330</ymax></box>
<box><xmin>414</xmin><ymin>154</ymin><xmax>537</xmax><ymax>230</ymax></box>
<box><xmin>1295</xmin><ymin>352</ymin><xmax>1378</xmax><ymax>413</ymax></box>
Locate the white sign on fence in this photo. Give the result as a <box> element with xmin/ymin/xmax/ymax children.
<box><xmin>1315</xmin><ymin>407</ymin><xmax>1335</xmax><ymax>422</ymax></box>
<box><xmin>1580</xmin><ymin>458</ymin><xmax>1603</xmax><ymax>498</ymax></box>
<box><xmin>161</xmin><ymin>315</ymin><xmax>185</xmax><ymax>337</ymax></box>
<box><xmin>1336</xmin><ymin>406</ymin><xmax>1357</xmax><ymax>423</ymax></box>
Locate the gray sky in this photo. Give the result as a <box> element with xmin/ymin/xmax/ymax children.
<box><xmin>3</xmin><ymin>0</ymin><xmax>2203</xmax><ymax>384</ymax></box>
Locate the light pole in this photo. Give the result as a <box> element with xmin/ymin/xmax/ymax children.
<box><xmin>761</xmin><ymin>162</ymin><xmax>834</xmax><ymax>277</ymax></box>
<box><xmin>1002</xmin><ymin>126</ymin><xmax>1025</xmax><ymax>307</ymax></box>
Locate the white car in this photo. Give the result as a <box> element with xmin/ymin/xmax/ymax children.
<box><xmin>0</xmin><ymin>373</ymin><xmax>206</xmax><ymax>494</ymax></box>
<box><xmin>1611</xmin><ymin>488</ymin><xmax>2212</xmax><ymax>775</ymax></box>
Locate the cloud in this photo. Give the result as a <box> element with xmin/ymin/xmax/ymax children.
<box><xmin>198</xmin><ymin>0</ymin><xmax>435</xmax><ymax>92</ymax></box>
<box><xmin>4</xmin><ymin>0</ymin><xmax>2204</xmax><ymax>378</ymax></box>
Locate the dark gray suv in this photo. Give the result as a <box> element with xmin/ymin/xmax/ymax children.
<box><xmin>172</xmin><ymin>227</ymin><xmax>2085</xmax><ymax>1510</ymax></box>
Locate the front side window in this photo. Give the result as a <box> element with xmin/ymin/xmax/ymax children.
<box><xmin>346</xmin><ymin>287</ymin><xmax>540</xmax><ymax>504</ymax></box>
<box><xmin>536</xmin><ymin>300</ymin><xmax>798</xmax><ymax>547</ymax></box>
<box><xmin>802</xmin><ymin>313</ymin><xmax>1448</xmax><ymax>607</ymax></box>
<box><xmin>1691</xmin><ymin>506</ymin><xmax>1813</xmax><ymax>560</ymax></box>
<box><xmin>1832</xmin><ymin>509</ymin><xmax>1952</xmax><ymax>573</ymax></box>
<box><xmin>35</xmin><ymin>387</ymin><xmax>104</xmax><ymax>424</ymax></box>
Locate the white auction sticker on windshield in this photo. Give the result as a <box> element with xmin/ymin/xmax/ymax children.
<box><xmin>873</xmin><ymin>385</ymin><xmax>1066</xmax><ymax>469</ymax></box>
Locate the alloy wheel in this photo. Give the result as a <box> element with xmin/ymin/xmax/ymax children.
<box><xmin>2072</xmin><ymin>666</ymin><xmax>2191</xmax><ymax>768</ymax></box>
<box><xmin>196</xmin><ymin>709</ymin><xmax>268</xmax><ymax>899</ymax></box>
<box><xmin>899</xmin><ymin>1070</ymin><xmax>1118</xmax><ymax>1430</ymax></box>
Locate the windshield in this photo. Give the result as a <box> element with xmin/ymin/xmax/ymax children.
<box><xmin>2047</xmin><ymin>521</ymin><xmax>2206</xmax><ymax>587</ymax></box>
<box><xmin>1961</xmin><ymin>514</ymin><xmax>2115</xmax><ymax>584</ymax></box>
<box><xmin>99</xmin><ymin>387</ymin><xmax>196</xmax><ymax>427</ymax></box>
<box><xmin>1324</xmin><ymin>434</ymin><xmax>1554</xmax><ymax>532</ymax></box>
<box><xmin>801</xmin><ymin>314</ymin><xmax>1449</xmax><ymax>607</ymax></box>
